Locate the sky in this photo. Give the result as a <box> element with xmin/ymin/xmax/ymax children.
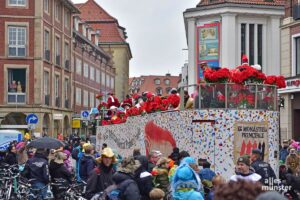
<box><xmin>71</xmin><ymin>0</ymin><xmax>200</xmax><ymax>77</ymax></box>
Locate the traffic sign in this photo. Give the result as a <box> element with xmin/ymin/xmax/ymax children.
<box><xmin>81</xmin><ymin>110</ymin><xmax>90</xmax><ymax>120</ymax></box>
<box><xmin>26</xmin><ymin>113</ymin><xmax>39</xmax><ymax>124</ymax></box>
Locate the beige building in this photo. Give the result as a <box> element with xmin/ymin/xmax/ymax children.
<box><xmin>75</xmin><ymin>0</ymin><xmax>132</xmax><ymax>101</ymax></box>
<box><xmin>279</xmin><ymin>0</ymin><xmax>300</xmax><ymax>141</ymax></box>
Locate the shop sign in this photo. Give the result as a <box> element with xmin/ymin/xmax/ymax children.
<box><xmin>286</xmin><ymin>79</ymin><xmax>300</xmax><ymax>88</ymax></box>
<box><xmin>53</xmin><ymin>114</ymin><xmax>63</xmax><ymax>120</ymax></box>
<box><xmin>72</xmin><ymin>119</ymin><xmax>81</xmax><ymax>128</ymax></box>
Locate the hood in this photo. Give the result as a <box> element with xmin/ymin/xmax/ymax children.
<box><xmin>112</xmin><ymin>172</ymin><xmax>132</xmax><ymax>185</ymax></box>
<box><xmin>49</xmin><ymin>160</ymin><xmax>64</xmax><ymax>171</ymax></box>
<box><xmin>173</xmin><ymin>190</ymin><xmax>202</xmax><ymax>200</ymax></box>
<box><xmin>135</xmin><ymin>155</ymin><xmax>148</xmax><ymax>171</ymax></box>
<box><xmin>81</xmin><ymin>154</ymin><xmax>94</xmax><ymax>164</ymax></box>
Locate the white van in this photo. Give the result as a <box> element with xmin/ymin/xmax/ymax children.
<box><xmin>0</xmin><ymin>130</ymin><xmax>23</xmax><ymax>151</ymax></box>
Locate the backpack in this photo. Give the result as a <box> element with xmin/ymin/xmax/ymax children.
<box><xmin>71</xmin><ymin>147</ymin><xmax>80</xmax><ymax>160</ymax></box>
<box><xmin>95</xmin><ymin>179</ymin><xmax>135</xmax><ymax>200</ymax></box>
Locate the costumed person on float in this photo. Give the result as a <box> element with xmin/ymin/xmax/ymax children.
<box><xmin>106</xmin><ymin>92</ymin><xmax>120</xmax><ymax>109</ymax></box>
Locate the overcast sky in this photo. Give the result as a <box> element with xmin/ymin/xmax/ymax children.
<box><xmin>71</xmin><ymin>0</ymin><xmax>199</xmax><ymax>77</ymax></box>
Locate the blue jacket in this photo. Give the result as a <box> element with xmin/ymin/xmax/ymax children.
<box><xmin>23</xmin><ymin>153</ymin><xmax>49</xmax><ymax>184</ymax></box>
<box><xmin>279</xmin><ymin>148</ymin><xmax>289</xmax><ymax>162</ymax></box>
<box><xmin>173</xmin><ymin>190</ymin><xmax>204</xmax><ymax>200</ymax></box>
<box><xmin>79</xmin><ymin>154</ymin><xmax>96</xmax><ymax>182</ymax></box>
<box><xmin>199</xmin><ymin>168</ymin><xmax>216</xmax><ymax>181</ymax></box>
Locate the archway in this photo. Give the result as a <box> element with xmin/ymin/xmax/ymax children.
<box><xmin>42</xmin><ymin>114</ymin><xmax>50</xmax><ymax>137</ymax></box>
<box><xmin>63</xmin><ymin>115</ymin><xmax>70</xmax><ymax>137</ymax></box>
<box><xmin>1</xmin><ymin>112</ymin><xmax>26</xmax><ymax>125</ymax></box>
<box><xmin>54</xmin><ymin>120</ymin><xmax>61</xmax><ymax>138</ymax></box>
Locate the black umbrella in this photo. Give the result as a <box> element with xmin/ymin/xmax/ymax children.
<box><xmin>27</xmin><ymin>137</ymin><xmax>64</xmax><ymax>149</ymax></box>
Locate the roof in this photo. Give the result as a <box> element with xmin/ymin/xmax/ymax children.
<box><xmin>197</xmin><ymin>0</ymin><xmax>286</xmax><ymax>7</ymax></box>
<box><xmin>75</xmin><ymin>0</ymin><xmax>126</xmax><ymax>43</ymax></box>
<box><xmin>129</xmin><ymin>75</ymin><xmax>180</xmax><ymax>96</ymax></box>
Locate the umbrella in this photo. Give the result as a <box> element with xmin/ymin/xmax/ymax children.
<box><xmin>27</xmin><ymin>137</ymin><xmax>64</xmax><ymax>149</ymax></box>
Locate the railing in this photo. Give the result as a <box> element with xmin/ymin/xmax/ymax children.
<box><xmin>44</xmin><ymin>50</ymin><xmax>50</xmax><ymax>61</ymax></box>
<box><xmin>179</xmin><ymin>83</ymin><xmax>278</xmax><ymax>111</ymax></box>
<box><xmin>294</xmin><ymin>3</ymin><xmax>300</xmax><ymax>20</ymax></box>
<box><xmin>45</xmin><ymin>94</ymin><xmax>50</xmax><ymax>106</ymax></box>
<box><xmin>65</xmin><ymin>99</ymin><xmax>69</xmax><ymax>108</ymax></box>
<box><xmin>56</xmin><ymin>55</ymin><xmax>60</xmax><ymax>66</ymax></box>
<box><xmin>65</xmin><ymin>60</ymin><xmax>70</xmax><ymax>70</ymax></box>
<box><xmin>7</xmin><ymin>92</ymin><xmax>26</xmax><ymax>104</ymax></box>
<box><xmin>55</xmin><ymin>96</ymin><xmax>60</xmax><ymax>107</ymax></box>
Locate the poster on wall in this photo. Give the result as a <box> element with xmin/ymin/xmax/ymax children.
<box><xmin>233</xmin><ymin>121</ymin><xmax>269</xmax><ymax>163</ymax></box>
<box><xmin>197</xmin><ymin>22</ymin><xmax>220</xmax><ymax>81</ymax></box>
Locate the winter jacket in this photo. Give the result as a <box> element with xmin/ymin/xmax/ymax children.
<box><xmin>279</xmin><ymin>147</ymin><xmax>289</xmax><ymax>162</ymax></box>
<box><xmin>173</xmin><ymin>190</ymin><xmax>204</xmax><ymax>200</ymax></box>
<box><xmin>49</xmin><ymin>160</ymin><xmax>72</xmax><ymax>184</ymax></box>
<box><xmin>135</xmin><ymin>155</ymin><xmax>153</xmax><ymax>200</ymax></box>
<box><xmin>4</xmin><ymin>152</ymin><xmax>17</xmax><ymax>165</ymax></box>
<box><xmin>22</xmin><ymin>153</ymin><xmax>49</xmax><ymax>184</ymax></box>
<box><xmin>112</xmin><ymin>172</ymin><xmax>140</xmax><ymax>200</ymax></box>
<box><xmin>152</xmin><ymin>167</ymin><xmax>170</xmax><ymax>194</ymax></box>
<box><xmin>199</xmin><ymin>168</ymin><xmax>216</xmax><ymax>181</ymax></box>
<box><xmin>86</xmin><ymin>163</ymin><xmax>114</xmax><ymax>199</ymax></box>
<box><xmin>251</xmin><ymin>159</ymin><xmax>276</xmax><ymax>185</ymax></box>
<box><xmin>64</xmin><ymin>157</ymin><xmax>73</xmax><ymax>173</ymax></box>
<box><xmin>79</xmin><ymin>154</ymin><xmax>96</xmax><ymax>182</ymax></box>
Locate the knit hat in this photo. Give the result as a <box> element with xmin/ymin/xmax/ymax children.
<box><xmin>156</xmin><ymin>157</ymin><xmax>170</xmax><ymax>167</ymax></box>
<box><xmin>252</xmin><ymin>148</ymin><xmax>262</xmax><ymax>155</ymax></box>
<box><xmin>237</xmin><ymin>156</ymin><xmax>250</xmax><ymax>166</ymax></box>
<box><xmin>118</xmin><ymin>156</ymin><xmax>140</xmax><ymax>174</ymax></box>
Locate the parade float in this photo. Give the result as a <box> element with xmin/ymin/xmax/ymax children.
<box><xmin>95</xmin><ymin>62</ymin><xmax>285</xmax><ymax>180</ymax></box>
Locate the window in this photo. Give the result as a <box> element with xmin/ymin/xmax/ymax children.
<box><xmin>64</xmin><ymin>42</ymin><xmax>69</xmax><ymax>69</ymax></box>
<box><xmin>55</xmin><ymin>36</ymin><xmax>60</xmax><ymax>65</ymax></box>
<box><xmin>8</xmin><ymin>26</ymin><xmax>26</xmax><ymax>57</ymax></box>
<box><xmin>7</xmin><ymin>69</ymin><xmax>26</xmax><ymax>104</ymax></box>
<box><xmin>44</xmin><ymin>71</ymin><xmax>50</xmax><ymax>105</ymax></box>
<box><xmin>166</xmin><ymin>87</ymin><xmax>172</xmax><ymax>94</ymax></box>
<box><xmin>164</xmin><ymin>79</ymin><xmax>170</xmax><ymax>85</ymax></box>
<box><xmin>156</xmin><ymin>87</ymin><xmax>162</xmax><ymax>95</ymax></box>
<box><xmin>44</xmin><ymin>71</ymin><xmax>49</xmax><ymax>95</ymax></box>
<box><xmin>96</xmin><ymin>69</ymin><xmax>100</xmax><ymax>83</ymax></box>
<box><xmin>55</xmin><ymin>2</ymin><xmax>61</xmax><ymax>21</ymax></box>
<box><xmin>64</xmin><ymin>78</ymin><xmax>69</xmax><ymax>108</ymax></box>
<box><xmin>111</xmin><ymin>77</ymin><xmax>114</xmax><ymax>89</ymax></box>
<box><xmin>240</xmin><ymin>23</ymin><xmax>263</xmax><ymax>66</ymax></box>
<box><xmin>76</xmin><ymin>58</ymin><xmax>82</xmax><ymax>74</ymax></box>
<box><xmin>64</xmin><ymin>10</ymin><xmax>70</xmax><ymax>28</ymax></box>
<box><xmin>296</xmin><ymin>37</ymin><xmax>300</xmax><ymax>75</ymax></box>
<box><xmin>76</xmin><ymin>87</ymin><xmax>81</xmax><ymax>105</ymax></box>
<box><xmin>44</xmin><ymin>0</ymin><xmax>49</xmax><ymax>12</ymax></box>
<box><xmin>154</xmin><ymin>79</ymin><xmax>160</xmax><ymax>85</ymax></box>
<box><xmin>106</xmin><ymin>74</ymin><xmax>110</xmax><ymax>87</ymax></box>
<box><xmin>83</xmin><ymin>90</ymin><xmax>88</xmax><ymax>107</ymax></box>
<box><xmin>90</xmin><ymin>92</ymin><xmax>94</xmax><ymax>108</ymax></box>
<box><xmin>83</xmin><ymin>63</ymin><xmax>89</xmax><ymax>77</ymax></box>
<box><xmin>90</xmin><ymin>66</ymin><xmax>95</xmax><ymax>80</ymax></box>
<box><xmin>44</xmin><ymin>30</ymin><xmax>50</xmax><ymax>61</ymax></box>
<box><xmin>54</xmin><ymin>75</ymin><xmax>59</xmax><ymax>99</ymax></box>
<box><xmin>8</xmin><ymin>0</ymin><xmax>26</xmax><ymax>6</ymax></box>
<box><xmin>101</xmin><ymin>71</ymin><xmax>105</xmax><ymax>85</ymax></box>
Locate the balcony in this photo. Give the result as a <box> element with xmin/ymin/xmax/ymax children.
<box><xmin>56</xmin><ymin>55</ymin><xmax>61</xmax><ymax>66</ymax></box>
<box><xmin>45</xmin><ymin>94</ymin><xmax>50</xmax><ymax>106</ymax></box>
<box><xmin>7</xmin><ymin>93</ymin><xmax>26</xmax><ymax>104</ymax></box>
<box><xmin>293</xmin><ymin>4</ymin><xmax>300</xmax><ymax>20</ymax></box>
<box><xmin>65</xmin><ymin>60</ymin><xmax>70</xmax><ymax>71</ymax></box>
<box><xmin>55</xmin><ymin>96</ymin><xmax>60</xmax><ymax>107</ymax></box>
<box><xmin>65</xmin><ymin>99</ymin><xmax>69</xmax><ymax>108</ymax></box>
<box><xmin>44</xmin><ymin>50</ymin><xmax>50</xmax><ymax>62</ymax></box>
